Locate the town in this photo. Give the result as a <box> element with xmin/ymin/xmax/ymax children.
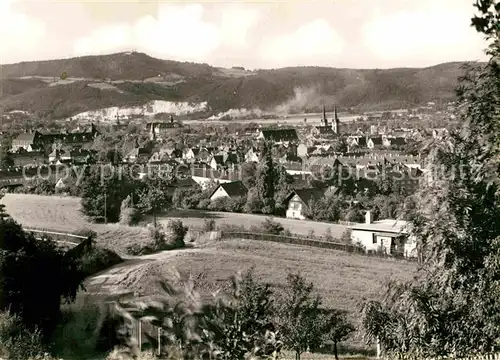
<box><xmin>0</xmin><ymin>0</ymin><xmax>498</xmax><ymax>359</ymax></box>
<box><xmin>0</xmin><ymin>101</ymin><xmax>457</xmax><ymax>259</ymax></box>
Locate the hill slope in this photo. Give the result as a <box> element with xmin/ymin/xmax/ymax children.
<box><xmin>0</xmin><ymin>52</ymin><xmax>478</xmax><ymax>118</ymax></box>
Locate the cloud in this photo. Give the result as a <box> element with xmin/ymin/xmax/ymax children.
<box><xmin>73</xmin><ymin>3</ymin><xmax>260</xmax><ymax>62</ymax></box>
<box><xmin>0</xmin><ymin>0</ymin><xmax>47</xmax><ymax>64</ymax></box>
<box><xmin>362</xmin><ymin>3</ymin><xmax>487</xmax><ymax>66</ymax></box>
<box><xmin>259</xmin><ymin>19</ymin><xmax>345</xmax><ymax>67</ymax></box>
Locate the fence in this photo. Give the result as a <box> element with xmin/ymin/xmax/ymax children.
<box><xmin>220</xmin><ymin>231</ymin><xmax>365</xmax><ymax>253</ymax></box>
<box><xmin>24</xmin><ymin>228</ymin><xmax>93</xmax><ymax>257</ymax></box>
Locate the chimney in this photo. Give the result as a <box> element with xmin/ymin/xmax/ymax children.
<box><xmin>365</xmin><ymin>210</ymin><xmax>372</xmax><ymax>224</ymax></box>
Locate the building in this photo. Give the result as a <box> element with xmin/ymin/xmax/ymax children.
<box><xmin>11</xmin><ymin>151</ymin><xmax>45</xmax><ymax>167</ymax></box>
<box><xmin>257</xmin><ymin>128</ymin><xmax>298</xmax><ymax>143</ymax></box>
<box><xmin>146</xmin><ymin>115</ymin><xmax>183</xmax><ymax>140</ymax></box>
<box><xmin>11</xmin><ymin>131</ymin><xmax>44</xmax><ymax>152</ymax></box>
<box><xmin>349</xmin><ymin>212</ymin><xmax>417</xmax><ymax>258</ymax></box>
<box><xmin>245</xmin><ymin>147</ymin><xmax>261</xmax><ymax>163</ymax></box>
<box><xmin>312</xmin><ymin>105</ymin><xmax>340</xmax><ymax>137</ymax></box>
<box><xmin>126</xmin><ymin>147</ymin><xmax>150</xmax><ymax>163</ymax></box>
<box><xmin>209</xmin><ymin>152</ymin><xmax>239</xmax><ymax>170</ymax></box>
<box><xmin>209</xmin><ymin>181</ymin><xmax>248</xmax><ymax>201</ymax></box>
<box><xmin>367</xmin><ymin>137</ymin><xmax>384</xmax><ymax>149</ymax></box>
<box><xmin>285</xmin><ymin>188</ymin><xmax>326</xmax><ymax>220</ymax></box>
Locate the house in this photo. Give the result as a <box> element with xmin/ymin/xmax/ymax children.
<box><xmin>245</xmin><ymin>147</ymin><xmax>260</xmax><ymax>163</ymax></box>
<box><xmin>55</xmin><ymin>178</ymin><xmax>66</xmax><ymax>190</ymax></box>
<box><xmin>209</xmin><ymin>152</ymin><xmax>239</xmax><ymax>170</ymax></box>
<box><xmin>146</xmin><ymin>115</ymin><xmax>183</xmax><ymax>140</ymax></box>
<box><xmin>126</xmin><ymin>147</ymin><xmax>150</xmax><ymax>163</ymax></box>
<box><xmin>11</xmin><ymin>151</ymin><xmax>45</xmax><ymax>167</ymax></box>
<box><xmin>11</xmin><ymin>131</ymin><xmax>44</xmax><ymax>152</ymax></box>
<box><xmin>346</xmin><ymin>136</ymin><xmax>367</xmax><ymax>149</ymax></box>
<box><xmin>367</xmin><ymin>137</ymin><xmax>383</xmax><ymax>149</ymax></box>
<box><xmin>285</xmin><ymin>188</ymin><xmax>326</xmax><ymax>220</ymax></box>
<box><xmin>257</xmin><ymin>128</ymin><xmax>298</xmax><ymax>143</ymax></box>
<box><xmin>209</xmin><ymin>181</ymin><xmax>248</xmax><ymax>201</ymax></box>
<box><xmin>349</xmin><ymin>211</ymin><xmax>417</xmax><ymax>258</ymax></box>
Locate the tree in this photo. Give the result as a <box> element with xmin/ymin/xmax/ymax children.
<box><xmin>256</xmin><ymin>141</ymin><xmax>275</xmax><ymax>214</ymax></box>
<box><xmin>80</xmin><ymin>165</ymin><xmax>137</xmax><ymax>223</ymax></box>
<box><xmin>321</xmin><ymin>310</ymin><xmax>355</xmax><ymax>360</ymax></box>
<box><xmin>361</xmin><ymin>4</ymin><xmax>500</xmax><ymax>357</ymax></box>
<box><xmin>136</xmin><ymin>168</ymin><xmax>173</xmax><ymax>226</ymax></box>
<box><xmin>0</xmin><ymin>216</ymin><xmax>85</xmax><ymax>342</ymax></box>
<box><xmin>60</xmin><ymin>71</ymin><xmax>68</xmax><ymax>80</ymax></box>
<box><xmin>276</xmin><ymin>273</ymin><xmax>323</xmax><ymax>360</ymax></box>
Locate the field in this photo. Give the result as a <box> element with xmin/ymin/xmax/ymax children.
<box><xmin>1</xmin><ymin>193</ymin><xmax>151</xmax><ymax>255</ymax></box>
<box><xmin>83</xmin><ymin>238</ymin><xmax>415</xmax><ymax>353</ymax></box>
<box><xmin>159</xmin><ymin>209</ymin><xmax>348</xmax><ymax>239</ymax></box>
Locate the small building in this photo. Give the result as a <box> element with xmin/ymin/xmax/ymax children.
<box><xmin>126</xmin><ymin>147</ymin><xmax>150</xmax><ymax>163</ymax></box>
<box><xmin>11</xmin><ymin>151</ymin><xmax>45</xmax><ymax>167</ymax></box>
<box><xmin>209</xmin><ymin>181</ymin><xmax>248</xmax><ymax>201</ymax></box>
<box><xmin>367</xmin><ymin>137</ymin><xmax>383</xmax><ymax>149</ymax></box>
<box><xmin>245</xmin><ymin>147</ymin><xmax>260</xmax><ymax>163</ymax></box>
<box><xmin>349</xmin><ymin>212</ymin><xmax>417</xmax><ymax>258</ymax></box>
<box><xmin>209</xmin><ymin>152</ymin><xmax>239</xmax><ymax>170</ymax></box>
<box><xmin>285</xmin><ymin>188</ymin><xmax>326</xmax><ymax>220</ymax></box>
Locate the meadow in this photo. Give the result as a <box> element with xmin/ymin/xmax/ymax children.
<box><xmin>1</xmin><ymin>193</ymin><xmax>151</xmax><ymax>255</ymax></box>
<box><xmin>159</xmin><ymin>209</ymin><xmax>348</xmax><ymax>239</ymax></box>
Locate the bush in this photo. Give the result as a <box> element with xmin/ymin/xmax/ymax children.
<box><xmin>0</xmin><ymin>310</ymin><xmax>45</xmax><ymax>360</ymax></box>
<box><xmin>74</xmin><ymin>228</ymin><xmax>98</xmax><ymax>239</ymax></box>
<box><xmin>119</xmin><ymin>196</ymin><xmax>141</xmax><ymax>226</ymax></box>
<box><xmin>165</xmin><ymin>220</ymin><xmax>188</xmax><ymax>248</ymax></box>
<box><xmin>78</xmin><ymin>246</ymin><xmax>123</xmax><ymax>277</ymax></box>
<box><xmin>51</xmin><ymin>302</ymin><xmax>110</xmax><ymax>359</ymax></box>
<box><xmin>208</xmin><ymin>197</ymin><xmax>245</xmax><ymax>212</ymax></box>
<box><xmin>340</xmin><ymin>229</ymin><xmax>352</xmax><ymax>244</ymax></box>
<box><xmin>126</xmin><ymin>221</ymin><xmax>187</xmax><ymax>256</ymax></box>
<box><xmin>261</xmin><ymin>218</ymin><xmax>285</xmax><ymax>235</ymax></box>
<box><xmin>197</xmin><ymin>198</ymin><xmax>211</xmax><ymax>210</ymax></box>
<box><xmin>203</xmin><ymin>218</ymin><xmax>216</xmax><ymax>232</ymax></box>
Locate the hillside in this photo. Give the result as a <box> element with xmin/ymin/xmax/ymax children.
<box><xmin>0</xmin><ymin>52</ymin><xmax>479</xmax><ymax>119</ymax></box>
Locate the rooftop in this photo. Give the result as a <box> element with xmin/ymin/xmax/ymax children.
<box><xmin>350</xmin><ymin>219</ymin><xmax>409</xmax><ymax>234</ymax></box>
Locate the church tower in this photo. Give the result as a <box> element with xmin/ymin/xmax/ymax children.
<box><xmin>321</xmin><ymin>105</ymin><xmax>328</xmax><ymax>127</ymax></box>
<box><xmin>332</xmin><ymin>105</ymin><xmax>340</xmax><ymax>134</ymax></box>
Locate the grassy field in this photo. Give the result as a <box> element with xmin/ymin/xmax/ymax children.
<box><xmin>1</xmin><ymin>193</ymin><xmax>151</xmax><ymax>255</ymax></box>
<box><xmin>159</xmin><ymin>209</ymin><xmax>348</xmax><ymax>239</ymax></box>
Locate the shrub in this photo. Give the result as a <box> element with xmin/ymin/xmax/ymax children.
<box><xmin>203</xmin><ymin>218</ymin><xmax>216</xmax><ymax>232</ymax></box>
<box><xmin>324</xmin><ymin>228</ymin><xmax>334</xmax><ymax>242</ymax></box>
<box><xmin>78</xmin><ymin>246</ymin><xmax>123</xmax><ymax>277</ymax></box>
<box><xmin>74</xmin><ymin>228</ymin><xmax>98</xmax><ymax>240</ymax></box>
<box><xmin>119</xmin><ymin>196</ymin><xmax>141</xmax><ymax>226</ymax></box>
<box><xmin>0</xmin><ymin>310</ymin><xmax>45</xmax><ymax>360</ymax></box>
<box><xmin>164</xmin><ymin>220</ymin><xmax>188</xmax><ymax>248</ymax></box>
<box><xmin>126</xmin><ymin>221</ymin><xmax>187</xmax><ymax>255</ymax></box>
<box><xmin>51</xmin><ymin>302</ymin><xmax>110</xmax><ymax>359</ymax></box>
<box><xmin>340</xmin><ymin>229</ymin><xmax>352</xmax><ymax>244</ymax></box>
<box><xmin>261</xmin><ymin>218</ymin><xmax>284</xmax><ymax>235</ymax></box>
<box><xmin>197</xmin><ymin>198</ymin><xmax>211</xmax><ymax>210</ymax></box>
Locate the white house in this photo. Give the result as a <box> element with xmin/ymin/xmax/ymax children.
<box><xmin>350</xmin><ymin>211</ymin><xmax>417</xmax><ymax>258</ymax></box>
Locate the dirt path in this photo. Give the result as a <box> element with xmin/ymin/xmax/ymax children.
<box><xmin>83</xmin><ymin>246</ymin><xmax>217</xmax><ymax>299</ymax></box>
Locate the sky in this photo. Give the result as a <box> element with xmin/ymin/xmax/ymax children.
<box><xmin>0</xmin><ymin>0</ymin><xmax>490</xmax><ymax>69</ymax></box>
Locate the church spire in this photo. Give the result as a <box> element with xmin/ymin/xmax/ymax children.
<box><xmin>332</xmin><ymin>105</ymin><xmax>340</xmax><ymax>134</ymax></box>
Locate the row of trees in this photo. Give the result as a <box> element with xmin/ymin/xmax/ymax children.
<box><xmin>114</xmin><ymin>268</ymin><xmax>354</xmax><ymax>360</ymax></box>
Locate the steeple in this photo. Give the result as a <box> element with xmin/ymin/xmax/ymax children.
<box><xmin>332</xmin><ymin>105</ymin><xmax>340</xmax><ymax>134</ymax></box>
<box><xmin>321</xmin><ymin>105</ymin><xmax>328</xmax><ymax>127</ymax></box>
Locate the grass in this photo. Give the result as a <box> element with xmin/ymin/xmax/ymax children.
<box><xmin>159</xmin><ymin>209</ymin><xmax>348</xmax><ymax>239</ymax></box>
<box><xmin>1</xmin><ymin>193</ymin><xmax>151</xmax><ymax>255</ymax></box>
